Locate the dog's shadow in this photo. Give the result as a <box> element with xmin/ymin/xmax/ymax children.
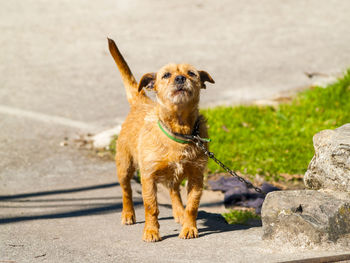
<box><xmin>159</xmin><ymin>210</ymin><xmax>261</xmax><ymax>241</ymax></box>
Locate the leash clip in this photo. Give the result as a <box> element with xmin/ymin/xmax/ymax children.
<box><xmin>193</xmin><ymin>135</ymin><xmax>211</xmax><ymax>143</ymax></box>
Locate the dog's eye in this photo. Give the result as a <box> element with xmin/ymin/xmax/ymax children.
<box><xmin>188</xmin><ymin>71</ymin><xmax>196</xmax><ymax>77</ymax></box>
<box><xmin>162</xmin><ymin>72</ymin><xmax>171</xmax><ymax>79</ymax></box>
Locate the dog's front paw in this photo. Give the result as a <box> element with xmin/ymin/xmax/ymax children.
<box><xmin>121</xmin><ymin>211</ymin><xmax>136</xmax><ymax>225</ymax></box>
<box><xmin>179</xmin><ymin>226</ymin><xmax>198</xmax><ymax>239</ymax></box>
<box><xmin>143</xmin><ymin>228</ymin><xmax>161</xmax><ymax>242</ymax></box>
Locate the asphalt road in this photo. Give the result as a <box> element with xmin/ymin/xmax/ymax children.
<box><xmin>1</xmin><ymin>0</ymin><xmax>350</xmax><ymax>262</ymax></box>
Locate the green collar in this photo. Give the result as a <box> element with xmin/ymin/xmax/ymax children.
<box><xmin>158</xmin><ymin>118</ymin><xmax>211</xmax><ymax>144</ymax></box>
<box><xmin>158</xmin><ymin>120</ymin><xmax>192</xmax><ymax>144</ymax></box>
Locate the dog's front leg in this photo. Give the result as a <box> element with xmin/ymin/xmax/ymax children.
<box><xmin>179</xmin><ymin>172</ymin><xmax>203</xmax><ymax>239</ymax></box>
<box><xmin>141</xmin><ymin>175</ymin><xmax>161</xmax><ymax>242</ymax></box>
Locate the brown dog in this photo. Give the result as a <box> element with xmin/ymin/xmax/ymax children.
<box><xmin>108</xmin><ymin>38</ymin><xmax>214</xmax><ymax>242</ymax></box>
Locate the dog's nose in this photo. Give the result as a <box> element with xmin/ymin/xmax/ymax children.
<box><xmin>175</xmin><ymin>75</ymin><xmax>186</xmax><ymax>84</ymax></box>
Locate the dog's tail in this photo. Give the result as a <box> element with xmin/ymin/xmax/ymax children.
<box><xmin>108</xmin><ymin>38</ymin><xmax>146</xmax><ymax>104</ymax></box>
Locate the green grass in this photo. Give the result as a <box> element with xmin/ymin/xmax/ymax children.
<box><xmin>109</xmin><ymin>135</ymin><xmax>118</xmax><ymax>156</ymax></box>
<box><xmin>222</xmin><ymin>210</ymin><xmax>260</xmax><ymax>225</ymax></box>
<box><xmin>202</xmin><ymin>69</ymin><xmax>350</xmax><ymax>180</ymax></box>
<box><xmin>109</xmin><ymin>69</ymin><xmax>350</xmax><ymax>182</ymax></box>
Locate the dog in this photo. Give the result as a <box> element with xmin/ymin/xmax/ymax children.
<box><xmin>108</xmin><ymin>38</ymin><xmax>214</xmax><ymax>242</ymax></box>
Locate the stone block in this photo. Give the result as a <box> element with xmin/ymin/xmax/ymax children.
<box><xmin>304</xmin><ymin>124</ymin><xmax>350</xmax><ymax>192</ymax></box>
<box><xmin>261</xmin><ymin>190</ymin><xmax>350</xmax><ymax>246</ymax></box>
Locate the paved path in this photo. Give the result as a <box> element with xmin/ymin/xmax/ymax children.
<box><xmin>1</xmin><ymin>0</ymin><xmax>350</xmax><ymax>129</ymax></box>
<box><xmin>1</xmin><ymin>139</ymin><xmax>349</xmax><ymax>262</ymax></box>
<box><xmin>1</xmin><ymin>0</ymin><xmax>350</xmax><ymax>262</ymax></box>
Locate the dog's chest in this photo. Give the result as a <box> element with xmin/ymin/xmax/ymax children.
<box><xmin>167</xmin><ymin>144</ymin><xmax>198</xmax><ymax>164</ymax></box>
<box><xmin>162</xmin><ymin>146</ymin><xmax>205</xmax><ymax>182</ymax></box>
<box><xmin>138</xmin><ymin>120</ymin><xmax>207</xmax><ymax>183</ymax></box>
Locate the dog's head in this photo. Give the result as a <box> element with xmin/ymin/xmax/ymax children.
<box><xmin>138</xmin><ymin>64</ymin><xmax>214</xmax><ymax>107</ymax></box>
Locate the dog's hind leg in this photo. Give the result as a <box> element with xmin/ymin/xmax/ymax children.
<box><xmin>169</xmin><ymin>185</ymin><xmax>185</xmax><ymax>224</ymax></box>
<box><xmin>116</xmin><ymin>152</ymin><xmax>136</xmax><ymax>225</ymax></box>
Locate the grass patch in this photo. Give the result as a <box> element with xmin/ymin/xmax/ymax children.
<box><xmin>109</xmin><ymin>135</ymin><xmax>118</xmax><ymax>156</ymax></box>
<box><xmin>222</xmin><ymin>209</ymin><xmax>260</xmax><ymax>225</ymax></box>
<box><xmin>108</xmin><ymin>69</ymin><xmax>350</xmax><ymax>182</ymax></box>
<box><xmin>202</xmin><ymin>69</ymin><xmax>350</xmax><ymax>180</ymax></box>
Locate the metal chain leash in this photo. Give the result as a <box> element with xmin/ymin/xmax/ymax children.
<box><xmin>192</xmin><ymin>135</ymin><xmax>266</xmax><ymax>195</ymax></box>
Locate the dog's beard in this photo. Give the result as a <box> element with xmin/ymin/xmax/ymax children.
<box><xmin>167</xmin><ymin>83</ymin><xmax>193</xmax><ymax>105</ymax></box>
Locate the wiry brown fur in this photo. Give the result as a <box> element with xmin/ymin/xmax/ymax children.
<box><xmin>108</xmin><ymin>38</ymin><xmax>214</xmax><ymax>242</ymax></box>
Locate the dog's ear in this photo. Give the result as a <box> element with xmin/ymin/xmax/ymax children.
<box><xmin>199</xmin><ymin>71</ymin><xmax>215</xmax><ymax>89</ymax></box>
<box><xmin>138</xmin><ymin>73</ymin><xmax>156</xmax><ymax>92</ymax></box>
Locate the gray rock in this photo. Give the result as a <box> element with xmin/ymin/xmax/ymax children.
<box><xmin>261</xmin><ymin>190</ymin><xmax>350</xmax><ymax>246</ymax></box>
<box><xmin>304</xmin><ymin>124</ymin><xmax>350</xmax><ymax>192</ymax></box>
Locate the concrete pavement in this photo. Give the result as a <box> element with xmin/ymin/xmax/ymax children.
<box><xmin>1</xmin><ymin>137</ymin><xmax>349</xmax><ymax>262</ymax></box>
<box><xmin>1</xmin><ymin>0</ymin><xmax>350</xmax><ymax>262</ymax></box>
<box><xmin>1</xmin><ymin>0</ymin><xmax>350</xmax><ymax>129</ymax></box>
